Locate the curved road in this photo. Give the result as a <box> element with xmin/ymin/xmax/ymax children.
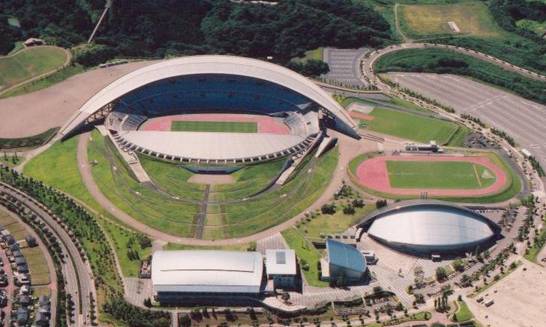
<box><xmin>0</xmin><ymin>183</ymin><xmax>96</xmax><ymax>326</ymax></box>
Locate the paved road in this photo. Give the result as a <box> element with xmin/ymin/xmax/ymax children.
<box><xmin>0</xmin><ymin>61</ymin><xmax>153</xmax><ymax>138</ymax></box>
<box><xmin>77</xmin><ymin>130</ymin><xmax>365</xmax><ymax>246</ymax></box>
<box><xmin>0</xmin><ymin>183</ymin><xmax>96</xmax><ymax>326</ymax></box>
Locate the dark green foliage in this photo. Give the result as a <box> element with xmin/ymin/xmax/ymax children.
<box><xmin>320</xmin><ymin>203</ymin><xmax>336</xmax><ymax>215</ymax></box>
<box><xmin>0</xmin><ymin>0</ymin><xmax>392</xmax><ymax>65</ymax></box>
<box><xmin>103</xmin><ymin>297</ymin><xmax>171</xmax><ymax>327</ymax></box>
<box><xmin>375</xmin><ymin>48</ymin><xmax>546</xmax><ymax>104</ymax></box>
<box><xmin>286</xmin><ymin>60</ymin><xmax>329</xmax><ymax>77</ymax></box>
<box><xmin>73</xmin><ymin>44</ymin><xmax>117</xmax><ymax>67</ymax></box>
<box><xmin>0</xmin><ymin>15</ymin><xmax>20</xmax><ymax>54</ymax></box>
<box><xmin>0</xmin><ymin>128</ymin><xmax>59</xmax><ymax>150</ymax></box>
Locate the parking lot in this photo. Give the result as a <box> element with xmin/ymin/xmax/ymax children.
<box><xmin>323</xmin><ymin>48</ymin><xmax>369</xmax><ymax>87</ymax></box>
<box><xmin>386</xmin><ymin>72</ymin><xmax>546</xmax><ymax>170</ymax></box>
<box><xmin>466</xmin><ymin>261</ymin><xmax>546</xmax><ymax>327</ymax></box>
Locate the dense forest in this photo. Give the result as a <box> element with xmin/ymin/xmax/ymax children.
<box><xmin>0</xmin><ymin>0</ymin><xmax>392</xmax><ymax>65</ymax></box>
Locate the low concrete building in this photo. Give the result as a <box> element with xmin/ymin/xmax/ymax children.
<box><xmin>265</xmin><ymin>249</ymin><xmax>298</xmax><ymax>289</ymax></box>
<box><xmin>151</xmin><ymin>250</ymin><xmax>264</xmax><ymax>303</ymax></box>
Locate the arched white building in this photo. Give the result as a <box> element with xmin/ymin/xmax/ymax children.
<box><xmin>60</xmin><ymin>55</ymin><xmax>358</xmax><ymax>165</ymax></box>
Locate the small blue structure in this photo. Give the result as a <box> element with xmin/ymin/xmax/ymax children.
<box><xmin>325</xmin><ymin>239</ymin><xmax>367</xmax><ymax>285</ymax></box>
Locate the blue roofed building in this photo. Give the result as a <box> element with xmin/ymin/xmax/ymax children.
<box><xmin>322</xmin><ymin>239</ymin><xmax>367</xmax><ymax>285</ymax></box>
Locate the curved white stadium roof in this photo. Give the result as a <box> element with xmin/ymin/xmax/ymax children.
<box><xmin>151</xmin><ymin>250</ymin><xmax>263</xmax><ymax>294</ymax></box>
<box><xmin>60</xmin><ymin>55</ymin><xmax>356</xmax><ymax>135</ymax></box>
<box><xmin>367</xmin><ymin>202</ymin><xmax>497</xmax><ymax>251</ymax></box>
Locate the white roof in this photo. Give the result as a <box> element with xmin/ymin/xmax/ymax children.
<box><xmin>368</xmin><ymin>204</ymin><xmax>495</xmax><ymax>248</ymax></box>
<box><xmin>60</xmin><ymin>55</ymin><xmax>356</xmax><ymax>135</ymax></box>
<box><xmin>265</xmin><ymin>249</ymin><xmax>297</xmax><ymax>276</ymax></box>
<box><xmin>151</xmin><ymin>250</ymin><xmax>263</xmax><ymax>294</ymax></box>
<box><xmin>122</xmin><ymin>131</ymin><xmax>304</xmax><ymax>160</ymax></box>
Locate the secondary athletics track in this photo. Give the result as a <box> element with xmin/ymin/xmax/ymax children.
<box><xmin>140</xmin><ymin>113</ymin><xmax>290</xmax><ymax>134</ymax></box>
<box><xmin>355</xmin><ymin>154</ymin><xmax>508</xmax><ymax>197</ymax></box>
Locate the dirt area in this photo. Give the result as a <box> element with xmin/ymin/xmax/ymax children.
<box><xmin>466</xmin><ymin>261</ymin><xmax>546</xmax><ymax>327</ymax></box>
<box><xmin>188</xmin><ymin>174</ymin><xmax>235</xmax><ymax>185</ymax></box>
<box><xmin>0</xmin><ymin>61</ymin><xmax>154</xmax><ymax>138</ymax></box>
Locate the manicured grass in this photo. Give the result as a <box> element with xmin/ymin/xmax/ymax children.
<box><xmin>212</xmin><ymin>159</ymin><xmax>284</xmax><ymax>200</ymax></box>
<box><xmin>23</xmin><ymin>135</ymin><xmax>150</xmax><ymax>277</ymax></box>
<box><xmin>0</xmin><ymin>127</ymin><xmax>59</xmax><ymax>150</ymax></box>
<box><xmin>164</xmin><ymin>242</ymin><xmax>252</xmax><ymax>252</ymax></box>
<box><xmin>138</xmin><ymin>156</ymin><xmax>205</xmax><ymax>201</ymax></box>
<box><xmin>363</xmin><ymin>107</ymin><xmax>463</xmax><ymax>145</ymax></box>
<box><xmin>282</xmin><ymin>228</ymin><xmax>329</xmax><ymax>287</ymax></box>
<box><xmin>0</xmin><ymin>46</ymin><xmax>67</xmax><ymax>90</ymax></box>
<box><xmin>398</xmin><ymin>2</ymin><xmax>503</xmax><ymax>39</ymax></box>
<box><xmin>296</xmin><ymin>203</ymin><xmax>375</xmax><ymax>241</ymax></box>
<box><xmin>171</xmin><ymin>121</ymin><xmax>257</xmax><ymax>133</ymax></box>
<box><xmin>87</xmin><ymin>131</ymin><xmax>198</xmax><ymax>237</ymax></box>
<box><xmin>453</xmin><ymin>300</ymin><xmax>473</xmax><ymax>322</ymax></box>
<box><xmin>1</xmin><ymin>64</ymin><xmax>85</xmax><ymax>98</ymax></box>
<box><xmin>87</xmin><ymin>130</ymin><xmax>338</xmax><ymax>239</ymax></box>
<box><xmin>22</xmin><ymin>247</ymin><xmax>50</xmax><ymax>285</ymax></box>
<box><xmin>0</xmin><ymin>209</ymin><xmax>28</xmax><ymax>241</ymax></box>
<box><xmin>386</xmin><ymin>160</ymin><xmax>496</xmax><ymax>189</ymax></box>
<box><xmin>292</xmin><ymin>48</ymin><xmax>323</xmax><ymax>63</ymax></box>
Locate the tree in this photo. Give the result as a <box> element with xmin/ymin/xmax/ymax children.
<box><xmin>436</xmin><ymin>266</ymin><xmax>448</xmax><ymax>282</ymax></box>
<box><xmin>452</xmin><ymin>259</ymin><xmax>465</xmax><ymax>272</ymax></box>
<box><xmin>321</xmin><ymin>203</ymin><xmax>336</xmax><ymax>214</ymax></box>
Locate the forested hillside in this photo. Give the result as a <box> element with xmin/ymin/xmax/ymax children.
<box><xmin>0</xmin><ymin>0</ymin><xmax>392</xmax><ymax>64</ymax></box>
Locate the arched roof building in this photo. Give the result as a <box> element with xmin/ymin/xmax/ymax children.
<box><xmin>363</xmin><ymin>201</ymin><xmax>500</xmax><ymax>254</ymax></box>
<box><xmin>60</xmin><ymin>55</ymin><xmax>357</xmax><ymax>138</ymax></box>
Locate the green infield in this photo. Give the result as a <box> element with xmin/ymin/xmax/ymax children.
<box><xmin>0</xmin><ymin>46</ymin><xmax>68</xmax><ymax>91</ymax></box>
<box><xmin>387</xmin><ymin>160</ymin><xmax>496</xmax><ymax>189</ymax></box>
<box><xmin>171</xmin><ymin>120</ymin><xmax>258</xmax><ymax>133</ymax></box>
<box><xmin>362</xmin><ymin>107</ymin><xmax>466</xmax><ymax>146</ymax></box>
<box><xmin>398</xmin><ymin>2</ymin><xmax>503</xmax><ymax>39</ymax></box>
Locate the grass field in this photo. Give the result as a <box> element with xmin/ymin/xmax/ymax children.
<box><xmin>22</xmin><ymin>247</ymin><xmax>50</xmax><ymax>285</ymax></box>
<box><xmin>387</xmin><ymin>160</ymin><xmax>496</xmax><ymax>189</ymax></box>
<box><xmin>363</xmin><ymin>107</ymin><xmax>464</xmax><ymax>145</ymax></box>
<box><xmin>85</xmin><ymin>130</ymin><xmax>338</xmax><ymax>239</ymax></box>
<box><xmin>282</xmin><ymin>228</ymin><xmax>329</xmax><ymax>287</ymax></box>
<box><xmin>453</xmin><ymin>300</ymin><xmax>474</xmax><ymax>322</ymax></box>
<box><xmin>171</xmin><ymin>121</ymin><xmax>257</xmax><ymax>133</ymax></box>
<box><xmin>23</xmin><ymin>136</ymin><xmax>150</xmax><ymax>277</ymax></box>
<box><xmin>0</xmin><ymin>46</ymin><xmax>67</xmax><ymax>91</ymax></box>
<box><xmin>398</xmin><ymin>2</ymin><xmax>503</xmax><ymax>39</ymax></box>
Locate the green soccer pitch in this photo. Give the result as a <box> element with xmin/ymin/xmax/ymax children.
<box><xmin>387</xmin><ymin>160</ymin><xmax>496</xmax><ymax>189</ymax></box>
<box><xmin>171</xmin><ymin>120</ymin><xmax>258</xmax><ymax>133</ymax></box>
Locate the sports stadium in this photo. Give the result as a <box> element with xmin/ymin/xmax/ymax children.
<box><xmin>359</xmin><ymin>201</ymin><xmax>501</xmax><ymax>255</ymax></box>
<box><xmin>60</xmin><ymin>55</ymin><xmax>358</xmax><ymax>167</ymax></box>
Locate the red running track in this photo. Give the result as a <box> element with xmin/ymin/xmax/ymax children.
<box><xmin>140</xmin><ymin>113</ymin><xmax>290</xmax><ymax>134</ymax></box>
<box><xmin>355</xmin><ymin>155</ymin><xmax>508</xmax><ymax>197</ymax></box>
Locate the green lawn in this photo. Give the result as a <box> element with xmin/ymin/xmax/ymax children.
<box><xmin>0</xmin><ymin>46</ymin><xmax>67</xmax><ymax>90</ymax></box>
<box><xmin>138</xmin><ymin>156</ymin><xmax>205</xmax><ymax>201</ymax></box>
<box><xmin>398</xmin><ymin>2</ymin><xmax>503</xmax><ymax>39</ymax></box>
<box><xmin>282</xmin><ymin>228</ymin><xmax>329</xmax><ymax>287</ymax></box>
<box><xmin>453</xmin><ymin>300</ymin><xmax>474</xmax><ymax>322</ymax></box>
<box><xmin>364</xmin><ymin>107</ymin><xmax>463</xmax><ymax>145</ymax></box>
<box><xmin>22</xmin><ymin>247</ymin><xmax>50</xmax><ymax>286</ymax></box>
<box><xmin>23</xmin><ymin>135</ymin><xmax>151</xmax><ymax>277</ymax></box>
<box><xmin>171</xmin><ymin>121</ymin><xmax>257</xmax><ymax>133</ymax></box>
<box><xmin>86</xmin><ymin>130</ymin><xmax>338</xmax><ymax>239</ymax></box>
<box><xmin>387</xmin><ymin>160</ymin><xmax>496</xmax><ymax>189</ymax></box>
